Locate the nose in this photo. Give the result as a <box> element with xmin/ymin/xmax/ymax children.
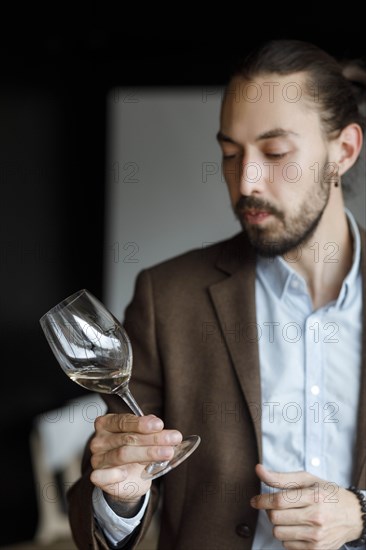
<box><xmin>239</xmin><ymin>160</ymin><xmax>265</xmax><ymax>196</ymax></box>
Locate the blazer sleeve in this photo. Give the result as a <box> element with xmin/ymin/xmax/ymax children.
<box><xmin>67</xmin><ymin>268</ymin><xmax>164</xmax><ymax>549</ymax></box>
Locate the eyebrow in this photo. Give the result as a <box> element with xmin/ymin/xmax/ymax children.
<box><xmin>216</xmin><ymin>128</ymin><xmax>299</xmax><ymax>144</ymax></box>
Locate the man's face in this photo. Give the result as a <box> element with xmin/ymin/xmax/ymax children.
<box><xmin>218</xmin><ymin>73</ymin><xmax>335</xmax><ymax>257</ymax></box>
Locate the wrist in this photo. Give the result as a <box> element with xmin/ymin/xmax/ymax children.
<box><xmin>103</xmin><ymin>492</ymin><xmax>144</xmax><ymax>518</ymax></box>
<box><xmin>346</xmin><ymin>486</ymin><xmax>366</xmax><ymax>547</ymax></box>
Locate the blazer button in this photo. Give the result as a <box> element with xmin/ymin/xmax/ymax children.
<box><xmin>235</xmin><ymin>523</ymin><xmax>252</xmax><ymax>538</ymax></box>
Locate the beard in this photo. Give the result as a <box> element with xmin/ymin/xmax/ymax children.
<box><xmin>233</xmin><ymin>157</ymin><xmax>332</xmax><ymax>258</ymax></box>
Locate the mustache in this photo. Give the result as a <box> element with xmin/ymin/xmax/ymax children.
<box><xmin>235</xmin><ymin>196</ymin><xmax>284</xmax><ymax>221</ymax></box>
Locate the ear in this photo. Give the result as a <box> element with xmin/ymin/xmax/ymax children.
<box><xmin>333</xmin><ymin>123</ymin><xmax>363</xmax><ymax>177</ymax></box>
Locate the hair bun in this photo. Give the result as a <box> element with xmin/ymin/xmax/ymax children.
<box><xmin>341</xmin><ymin>59</ymin><xmax>366</xmax><ymax>116</ymax></box>
<box><xmin>342</xmin><ymin>59</ymin><xmax>366</xmax><ymax>85</ymax></box>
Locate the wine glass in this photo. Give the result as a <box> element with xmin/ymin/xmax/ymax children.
<box><xmin>39</xmin><ymin>288</ymin><xmax>201</xmax><ymax>480</ymax></box>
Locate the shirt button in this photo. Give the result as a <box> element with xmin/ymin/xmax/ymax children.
<box><xmin>291</xmin><ymin>279</ymin><xmax>300</xmax><ymax>290</ymax></box>
<box><xmin>235</xmin><ymin>523</ymin><xmax>252</xmax><ymax>538</ymax></box>
<box><xmin>311</xmin><ymin>457</ymin><xmax>320</xmax><ymax>467</ymax></box>
<box><xmin>311</xmin><ymin>385</ymin><xmax>320</xmax><ymax>395</ymax></box>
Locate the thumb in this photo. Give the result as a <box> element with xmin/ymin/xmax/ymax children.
<box><xmin>255</xmin><ymin>463</ymin><xmax>321</xmax><ymax>489</ymax></box>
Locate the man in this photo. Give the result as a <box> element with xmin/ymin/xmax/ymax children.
<box><xmin>68</xmin><ymin>39</ymin><xmax>366</xmax><ymax>549</ymax></box>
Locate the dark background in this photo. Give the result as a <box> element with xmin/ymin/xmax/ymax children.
<box><xmin>1</xmin><ymin>6</ymin><xmax>365</xmax><ymax>545</ymax></box>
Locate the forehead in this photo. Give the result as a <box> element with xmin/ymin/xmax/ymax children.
<box><xmin>220</xmin><ymin>73</ymin><xmax>322</xmax><ymax>138</ymax></box>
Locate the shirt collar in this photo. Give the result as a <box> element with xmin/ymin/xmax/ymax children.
<box><xmin>338</xmin><ymin>207</ymin><xmax>361</xmax><ymax>308</ymax></box>
<box><xmin>256</xmin><ymin>207</ymin><xmax>361</xmax><ymax>309</ymax></box>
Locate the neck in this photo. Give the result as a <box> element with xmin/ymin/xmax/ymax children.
<box><xmin>283</xmin><ymin>189</ymin><xmax>354</xmax><ymax>310</ymax></box>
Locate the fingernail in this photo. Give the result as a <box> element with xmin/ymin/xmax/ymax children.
<box><xmin>167</xmin><ymin>432</ymin><xmax>181</xmax><ymax>444</ymax></box>
<box><xmin>158</xmin><ymin>447</ymin><xmax>172</xmax><ymax>458</ymax></box>
<box><xmin>148</xmin><ymin>419</ymin><xmax>164</xmax><ymax>431</ymax></box>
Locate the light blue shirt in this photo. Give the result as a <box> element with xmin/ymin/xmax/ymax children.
<box><xmin>253</xmin><ymin>207</ymin><xmax>364</xmax><ymax>550</ymax></box>
<box><xmin>94</xmin><ymin>208</ymin><xmax>364</xmax><ymax>549</ymax></box>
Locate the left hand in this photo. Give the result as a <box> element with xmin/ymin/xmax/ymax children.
<box><xmin>250</xmin><ymin>463</ymin><xmax>363</xmax><ymax>549</ymax></box>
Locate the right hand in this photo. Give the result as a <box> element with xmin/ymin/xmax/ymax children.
<box><xmin>90</xmin><ymin>413</ymin><xmax>182</xmax><ymax>505</ymax></box>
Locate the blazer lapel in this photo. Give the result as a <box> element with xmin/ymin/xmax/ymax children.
<box><xmin>208</xmin><ymin>233</ymin><xmax>263</xmax><ymax>462</ymax></box>
<box><xmin>353</xmin><ymin>226</ymin><xmax>366</xmax><ymax>486</ymax></box>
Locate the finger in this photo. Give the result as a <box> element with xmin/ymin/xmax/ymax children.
<box><xmin>91</xmin><ymin>429</ymin><xmax>183</xmax><ymax>454</ymax></box>
<box><xmin>91</xmin><ymin>465</ymin><xmax>130</xmax><ymax>486</ymax></box>
<box><xmin>267</xmin><ymin>507</ymin><xmax>309</xmax><ymax>526</ymax></box>
<box><xmin>251</xmin><ymin>490</ymin><xmax>307</xmax><ymax>510</ymax></box>
<box><xmin>282</xmin><ymin>542</ymin><xmax>313</xmax><ymax>550</ymax></box>
<box><xmin>95</xmin><ymin>413</ymin><xmax>164</xmax><ymax>434</ymax></box>
<box><xmin>91</xmin><ymin>442</ymin><xmax>175</xmax><ymax>469</ymax></box>
<box><xmin>91</xmin><ymin>465</ymin><xmax>151</xmax><ymax>499</ymax></box>
<box><xmin>255</xmin><ymin>463</ymin><xmax>321</xmax><ymax>489</ymax></box>
<box><xmin>272</xmin><ymin>524</ymin><xmax>315</xmax><ymax>543</ymax></box>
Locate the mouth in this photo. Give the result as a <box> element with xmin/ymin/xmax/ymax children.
<box><xmin>243</xmin><ymin>210</ymin><xmax>272</xmax><ymax>224</ymax></box>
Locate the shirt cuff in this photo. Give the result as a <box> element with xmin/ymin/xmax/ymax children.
<box><xmin>92</xmin><ymin>486</ymin><xmax>151</xmax><ymax>547</ymax></box>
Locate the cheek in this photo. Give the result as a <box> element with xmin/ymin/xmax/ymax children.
<box><xmin>280</xmin><ymin>163</ymin><xmax>303</xmax><ymax>185</ymax></box>
<box><xmin>271</xmin><ymin>161</ymin><xmax>311</xmax><ymax>200</ymax></box>
<box><xmin>223</xmin><ymin>167</ymin><xmax>240</xmax><ymax>199</ymax></box>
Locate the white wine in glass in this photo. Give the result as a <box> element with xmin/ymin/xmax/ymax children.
<box><xmin>39</xmin><ymin>288</ymin><xmax>201</xmax><ymax>480</ymax></box>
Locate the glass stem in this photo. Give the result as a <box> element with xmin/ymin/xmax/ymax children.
<box><xmin>116</xmin><ymin>387</ymin><xmax>144</xmax><ymax>417</ymax></box>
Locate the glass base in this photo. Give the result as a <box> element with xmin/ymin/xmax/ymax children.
<box><xmin>140</xmin><ymin>435</ymin><xmax>201</xmax><ymax>480</ymax></box>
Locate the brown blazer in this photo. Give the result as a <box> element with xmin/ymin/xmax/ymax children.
<box><xmin>68</xmin><ymin>229</ymin><xmax>366</xmax><ymax>550</ymax></box>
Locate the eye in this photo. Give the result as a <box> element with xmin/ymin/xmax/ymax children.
<box><xmin>222</xmin><ymin>149</ymin><xmax>242</xmax><ymax>160</ymax></box>
<box><xmin>223</xmin><ymin>154</ymin><xmax>237</xmax><ymax>160</ymax></box>
<box><xmin>265</xmin><ymin>152</ymin><xmax>288</xmax><ymax>159</ymax></box>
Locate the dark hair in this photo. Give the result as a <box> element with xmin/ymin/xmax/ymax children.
<box><xmin>231</xmin><ymin>39</ymin><xmax>366</xmax><ymax>136</ymax></box>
